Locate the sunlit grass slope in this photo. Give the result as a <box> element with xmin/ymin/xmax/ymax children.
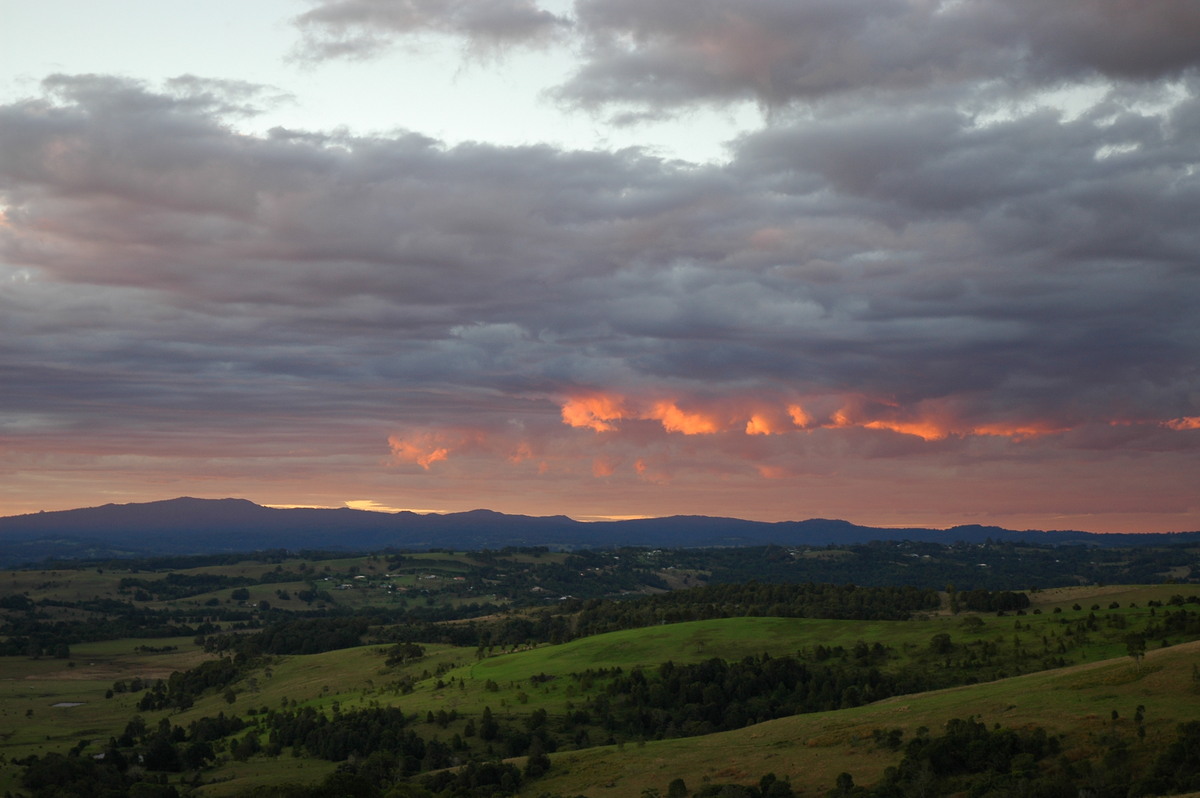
<box><xmin>526</xmin><ymin>639</ymin><xmax>1200</xmax><ymax>797</ymax></box>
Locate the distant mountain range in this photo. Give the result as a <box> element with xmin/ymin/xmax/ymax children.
<box><xmin>0</xmin><ymin>497</ymin><xmax>1196</xmax><ymax>565</ymax></box>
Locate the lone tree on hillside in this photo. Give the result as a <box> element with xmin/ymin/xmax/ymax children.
<box><xmin>1125</xmin><ymin>633</ymin><xmax>1146</xmax><ymax>671</ymax></box>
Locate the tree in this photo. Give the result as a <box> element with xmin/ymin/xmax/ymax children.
<box><xmin>181</xmin><ymin>741</ymin><xmax>214</xmax><ymax>770</ymax></box>
<box><xmin>961</xmin><ymin>615</ymin><xmax>984</xmax><ymax>632</ymax></box>
<box><xmin>1125</xmin><ymin>633</ymin><xmax>1146</xmax><ymax>671</ymax></box>
<box><xmin>524</xmin><ymin>737</ymin><xmax>551</xmax><ymax>778</ymax></box>
<box><xmin>232</xmin><ymin>732</ymin><xmax>260</xmax><ymax>761</ymax></box>
<box><xmin>480</xmin><ymin>706</ymin><xmax>499</xmax><ymax>741</ymax></box>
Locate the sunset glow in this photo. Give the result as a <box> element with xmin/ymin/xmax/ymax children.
<box><xmin>1</xmin><ymin>2</ymin><xmax>1197</xmax><ymax>533</ymax></box>
<box><xmin>647</xmin><ymin>401</ymin><xmax>722</xmax><ymax>436</ymax></box>
<box><xmin>561</xmin><ymin>394</ymin><xmax>628</xmax><ymax>432</ymax></box>
<box><xmin>559</xmin><ymin>393</ymin><xmax>1084</xmax><ymax>443</ymax></box>
<box><xmin>388</xmin><ymin>435</ymin><xmax>451</xmax><ymax>471</ymax></box>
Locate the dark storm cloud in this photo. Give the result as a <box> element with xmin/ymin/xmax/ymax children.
<box><xmin>1</xmin><ymin>68</ymin><xmax>1198</xmax><ymax>477</ymax></box>
<box><xmin>556</xmin><ymin>0</ymin><xmax>1200</xmax><ymax>111</ymax></box>
<box><xmin>293</xmin><ymin>0</ymin><xmax>570</xmax><ymax>60</ymax></box>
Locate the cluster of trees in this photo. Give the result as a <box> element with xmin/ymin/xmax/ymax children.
<box><xmin>62</xmin><ymin>549</ymin><xmax>318</xmax><ymax>572</ymax></box>
<box><xmin>954</xmin><ymin>588</ymin><xmax>1031</xmax><ymax>613</ymax></box>
<box><xmin>676</xmin><ymin>772</ymin><xmax>796</xmax><ymax>797</ymax></box>
<box><xmin>118</xmin><ymin>572</ymin><xmax>255</xmax><ymax>601</ymax></box>
<box><xmin>0</xmin><ymin>593</ymin><xmax>33</xmax><ymax>610</ymax></box>
<box><xmin>202</xmin><ymin>617</ymin><xmax>371</xmax><ymax>656</ymax></box>
<box><xmin>117</xmin><ymin>565</ymin><xmax>326</xmax><ymax>601</ymax></box>
<box><xmin>0</xmin><ymin>594</ymin><xmax>244</xmax><ymax>652</ymax></box>
<box><xmin>571</xmin><ymin>582</ymin><xmax>942</xmax><ymax>638</ymax></box>
<box><xmin>239</xmin><ymin>704</ymin><xmax>553</xmax><ymax>794</ymax></box>
<box><xmin>677</xmin><ymin>541</ymin><xmax>1200</xmax><ymax>590</ymax></box>
<box><xmin>438</xmin><ymin>548</ymin><xmax>670</xmax><ymax>603</ymax></box>
<box><xmin>839</xmin><ymin>717</ymin><xmax>1065</xmax><ymax>797</ymax></box>
<box><xmin>18</xmin><ymin>713</ymin><xmax>246</xmax><ymax>797</ymax></box>
<box><xmin>265</xmin><ymin>706</ymin><xmax>424</xmax><ymax>764</ymax></box>
<box><xmin>570</xmin><ymin>636</ymin><xmax>1084</xmax><ymax>745</ymax></box>
<box><xmin>384</xmin><ymin>641</ymin><xmax>426</xmax><ymax>666</ymax></box>
<box><xmin>1138</xmin><ymin>721</ymin><xmax>1200</xmax><ymax>795</ymax></box>
<box><xmin>1143</xmin><ymin>606</ymin><xmax>1200</xmax><ymax>641</ymax></box>
<box><xmin>420</xmin><ymin>760</ymin><xmax>526</xmax><ymax>796</ymax></box>
<box><xmin>133</xmin><ymin>657</ymin><xmax>241</xmax><ymax>711</ymax></box>
<box><xmin>220</xmin><ymin>759</ymin><xmax>528</xmax><ymax>798</ymax></box>
<box><xmin>18</xmin><ymin>752</ymin><xmax>181</xmax><ymax>798</ymax></box>
<box><xmin>838</xmin><ymin>717</ymin><xmax>1200</xmax><ymax>798</ymax></box>
<box><xmin>578</xmin><ymin>652</ymin><xmax>908</xmax><ymax>739</ymax></box>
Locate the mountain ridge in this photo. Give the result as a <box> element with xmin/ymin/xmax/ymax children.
<box><xmin>0</xmin><ymin>497</ymin><xmax>1197</xmax><ymax>564</ymax></box>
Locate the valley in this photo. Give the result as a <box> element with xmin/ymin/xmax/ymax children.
<box><xmin>2</xmin><ymin>544</ymin><xmax>1200</xmax><ymax>797</ymax></box>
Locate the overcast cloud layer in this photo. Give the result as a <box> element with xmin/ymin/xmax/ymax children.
<box><xmin>2</xmin><ymin>0</ymin><xmax>1199</xmax><ymax>530</ymax></box>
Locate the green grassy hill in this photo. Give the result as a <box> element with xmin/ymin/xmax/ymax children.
<box><xmin>525</xmin><ymin>637</ymin><xmax>1200</xmax><ymax>796</ymax></box>
<box><xmin>3</xmin><ymin>562</ymin><xmax>1200</xmax><ymax>797</ymax></box>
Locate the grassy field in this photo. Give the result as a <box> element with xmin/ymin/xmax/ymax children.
<box><xmin>525</xmin><ymin>638</ymin><xmax>1200</xmax><ymax>797</ymax></box>
<box><xmin>3</xmin><ymin>580</ymin><xmax>1200</xmax><ymax>796</ymax></box>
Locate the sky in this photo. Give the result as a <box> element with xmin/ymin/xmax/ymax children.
<box><xmin>1</xmin><ymin>1</ymin><xmax>1199</xmax><ymax>532</ymax></box>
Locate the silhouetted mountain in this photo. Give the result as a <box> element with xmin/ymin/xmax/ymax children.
<box><xmin>0</xmin><ymin>497</ymin><xmax>1195</xmax><ymax>565</ymax></box>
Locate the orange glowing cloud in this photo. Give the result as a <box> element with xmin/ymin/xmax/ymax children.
<box><xmin>561</xmin><ymin>393</ymin><xmax>627</xmax><ymax>432</ymax></box>
<box><xmin>388</xmin><ymin>434</ymin><xmax>451</xmax><ymax>470</ymax></box>
<box><xmin>746</xmin><ymin>411</ymin><xmax>793</xmax><ymax>435</ymax></box>
<box><xmin>828</xmin><ymin>408</ymin><xmax>855</xmax><ymax>429</ymax></box>
<box><xmin>970</xmin><ymin>422</ymin><xmax>1067</xmax><ymax>440</ymax></box>
<box><xmin>745</xmin><ymin>415</ymin><xmax>773</xmax><ymax>435</ymax></box>
<box><xmin>824</xmin><ymin>396</ymin><xmax>1069</xmax><ymax>441</ymax></box>
<box><xmin>647</xmin><ymin>401</ymin><xmax>722</xmax><ymax>435</ymax></box>
<box><xmin>862</xmin><ymin>419</ymin><xmax>951</xmax><ymax>441</ymax></box>
<box><xmin>787</xmin><ymin>403</ymin><xmax>813</xmax><ymax>429</ymax></box>
<box><xmin>558</xmin><ymin>389</ymin><xmax>1196</xmax><ymax>450</ymax></box>
<box><xmin>561</xmin><ymin>393</ymin><xmax>725</xmax><ymax>435</ymax></box>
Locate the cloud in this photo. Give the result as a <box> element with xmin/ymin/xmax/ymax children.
<box><xmin>294</xmin><ymin>1</ymin><xmax>1200</xmax><ymax>114</ymax></box>
<box><xmin>555</xmin><ymin>0</ymin><xmax>1200</xmax><ymax>112</ymax></box>
<box><xmin>0</xmin><ymin>68</ymin><xmax>1197</xmax><ymax>528</ymax></box>
<box><xmin>388</xmin><ymin>434</ymin><xmax>451</xmax><ymax>469</ymax></box>
<box><xmin>2</xmin><ymin>76</ymin><xmax>1197</xmax><ymax>433</ymax></box>
<box><xmin>645</xmin><ymin>400</ymin><xmax>721</xmax><ymax>435</ymax></box>
<box><xmin>556</xmin><ymin>390</ymin><xmax>1093</xmax><ymax>446</ymax></box>
<box><xmin>560</xmin><ymin>393</ymin><xmax>628</xmax><ymax>432</ymax></box>
<box><xmin>293</xmin><ymin>0</ymin><xmax>570</xmax><ymax>60</ymax></box>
